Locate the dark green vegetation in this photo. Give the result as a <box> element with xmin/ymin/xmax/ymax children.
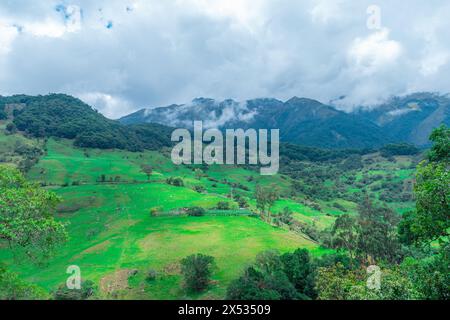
<box><xmin>0</xmin><ymin>95</ymin><xmax>448</xmax><ymax>300</ymax></box>
<box><xmin>180</xmin><ymin>254</ymin><xmax>215</xmax><ymax>292</ymax></box>
<box><xmin>2</xmin><ymin>94</ymin><xmax>172</xmax><ymax>151</ymax></box>
<box><xmin>120</xmin><ymin>92</ymin><xmax>450</xmax><ymax>148</ymax></box>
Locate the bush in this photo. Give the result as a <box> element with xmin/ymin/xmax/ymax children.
<box><xmin>166</xmin><ymin>177</ymin><xmax>184</xmax><ymax>187</ymax></box>
<box><xmin>53</xmin><ymin>279</ymin><xmax>96</xmax><ymax>300</ymax></box>
<box><xmin>216</xmin><ymin>201</ymin><xmax>231</xmax><ymax>210</ymax></box>
<box><xmin>6</xmin><ymin>123</ymin><xmax>17</xmax><ymax>133</ymax></box>
<box><xmin>186</xmin><ymin>207</ymin><xmax>206</xmax><ymax>217</ymax></box>
<box><xmin>180</xmin><ymin>254</ymin><xmax>215</xmax><ymax>292</ymax></box>
<box><xmin>146</xmin><ymin>269</ymin><xmax>158</xmax><ymax>282</ymax></box>
<box><xmin>193</xmin><ymin>185</ymin><xmax>206</xmax><ymax>193</ymax></box>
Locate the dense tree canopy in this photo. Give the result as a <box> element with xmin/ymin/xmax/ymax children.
<box><xmin>0</xmin><ymin>165</ymin><xmax>67</xmax><ymax>261</ymax></box>
<box><xmin>399</xmin><ymin>125</ymin><xmax>449</xmax><ymax>245</ymax></box>
<box><xmin>9</xmin><ymin>94</ymin><xmax>172</xmax><ymax>152</ymax></box>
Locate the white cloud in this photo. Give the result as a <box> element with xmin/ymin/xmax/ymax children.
<box><xmin>0</xmin><ymin>0</ymin><xmax>450</xmax><ymax>116</ymax></box>
<box><xmin>0</xmin><ymin>22</ymin><xmax>18</xmax><ymax>54</ymax></box>
<box><xmin>77</xmin><ymin>92</ymin><xmax>135</xmax><ymax>119</ymax></box>
<box><xmin>348</xmin><ymin>28</ymin><xmax>402</xmax><ymax>75</ymax></box>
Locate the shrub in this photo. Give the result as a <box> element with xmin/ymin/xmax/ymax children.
<box><xmin>180</xmin><ymin>254</ymin><xmax>215</xmax><ymax>292</ymax></box>
<box><xmin>217</xmin><ymin>201</ymin><xmax>231</xmax><ymax>210</ymax></box>
<box><xmin>186</xmin><ymin>207</ymin><xmax>206</xmax><ymax>217</ymax></box>
<box><xmin>166</xmin><ymin>177</ymin><xmax>184</xmax><ymax>187</ymax></box>
<box><xmin>193</xmin><ymin>185</ymin><xmax>206</xmax><ymax>193</ymax></box>
<box><xmin>53</xmin><ymin>279</ymin><xmax>96</xmax><ymax>300</ymax></box>
<box><xmin>146</xmin><ymin>269</ymin><xmax>158</xmax><ymax>282</ymax></box>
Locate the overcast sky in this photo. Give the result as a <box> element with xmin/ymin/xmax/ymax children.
<box><xmin>1</xmin><ymin>0</ymin><xmax>449</xmax><ymax>118</ymax></box>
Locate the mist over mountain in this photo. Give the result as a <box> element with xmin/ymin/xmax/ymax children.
<box><xmin>120</xmin><ymin>92</ymin><xmax>450</xmax><ymax>149</ymax></box>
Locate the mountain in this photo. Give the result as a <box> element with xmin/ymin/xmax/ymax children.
<box><xmin>356</xmin><ymin>92</ymin><xmax>450</xmax><ymax>146</ymax></box>
<box><xmin>120</xmin><ymin>97</ymin><xmax>389</xmax><ymax>148</ymax></box>
<box><xmin>120</xmin><ymin>93</ymin><xmax>450</xmax><ymax>148</ymax></box>
<box><xmin>1</xmin><ymin>94</ymin><xmax>172</xmax><ymax>151</ymax></box>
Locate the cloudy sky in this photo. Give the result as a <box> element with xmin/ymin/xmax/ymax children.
<box><xmin>1</xmin><ymin>0</ymin><xmax>449</xmax><ymax>118</ymax></box>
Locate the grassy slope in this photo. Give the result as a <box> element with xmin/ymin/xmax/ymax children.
<box><xmin>1</xmin><ymin>138</ymin><xmax>328</xmax><ymax>299</ymax></box>
<box><xmin>0</xmin><ymin>134</ymin><xmax>415</xmax><ymax>299</ymax></box>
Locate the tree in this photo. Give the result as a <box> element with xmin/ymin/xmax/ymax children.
<box><xmin>401</xmin><ymin>244</ymin><xmax>450</xmax><ymax>300</ymax></box>
<box><xmin>216</xmin><ymin>201</ymin><xmax>231</xmax><ymax>210</ymax></box>
<box><xmin>141</xmin><ymin>164</ymin><xmax>153</xmax><ymax>181</ymax></box>
<box><xmin>0</xmin><ymin>265</ymin><xmax>48</xmax><ymax>300</ymax></box>
<box><xmin>227</xmin><ymin>251</ymin><xmax>300</xmax><ymax>300</ymax></box>
<box><xmin>186</xmin><ymin>207</ymin><xmax>206</xmax><ymax>217</ymax></box>
<box><xmin>180</xmin><ymin>254</ymin><xmax>215</xmax><ymax>292</ymax></box>
<box><xmin>316</xmin><ymin>263</ymin><xmax>419</xmax><ymax>300</ymax></box>
<box><xmin>281</xmin><ymin>249</ymin><xmax>316</xmax><ymax>299</ymax></box>
<box><xmin>331</xmin><ymin>198</ymin><xmax>401</xmax><ymax>265</ymax></box>
<box><xmin>278</xmin><ymin>207</ymin><xmax>294</xmax><ymax>225</ymax></box>
<box><xmin>0</xmin><ymin>165</ymin><xmax>67</xmax><ymax>261</ymax></box>
<box><xmin>315</xmin><ymin>263</ymin><xmax>359</xmax><ymax>300</ymax></box>
<box><xmin>226</xmin><ymin>267</ymin><xmax>282</xmax><ymax>300</ymax></box>
<box><xmin>6</xmin><ymin>123</ymin><xmax>17</xmax><ymax>134</ymax></box>
<box><xmin>428</xmin><ymin>125</ymin><xmax>449</xmax><ymax>163</ymax></box>
<box><xmin>356</xmin><ymin>197</ymin><xmax>402</xmax><ymax>264</ymax></box>
<box><xmin>399</xmin><ymin>125</ymin><xmax>449</xmax><ymax>245</ymax></box>
<box><xmin>255</xmin><ymin>185</ymin><xmax>279</xmax><ymax>222</ymax></box>
<box><xmin>331</xmin><ymin>214</ymin><xmax>358</xmax><ymax>263</ymax></box>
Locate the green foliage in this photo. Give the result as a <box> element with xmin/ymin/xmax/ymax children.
<box><xmin>428</xmin><ymin>125</ymin><xmax>450</xmax><ymax>163</ymax></box>
<box><xmin>11</xmin><ymin>94</ymin><xmax>171</xmax><ymax>151</ymax></box>
<box><xmin>5</xmin><ymin>123</ymin><xmax>17</xmax><ymax>134</ymax></box>
<box><xmin>255</xmin><ymin>185</ymin><xmax>279</xmax><ymax>221</ymax></box>
<box><xmin>180</xmin><ymin>254</ymin><xmax>215</xmax><ymax>292</ymax></box>
<box><xmin>227</xmin><ymin>250</ymin><xmax>315</xmax><ymax>300</ymax></box>
<box><xmin>315</xmin><ymin>264</ymin><xmax>418</xmax><ymax>300</ymax></box>
<box><xmin>277</xmin><ymin>207</ymin><xmax>294</xmax><ymax>225</ymax></box>
<box><xmin>146</xmin><ymin>269</ymin><xmax>158</xmax><ymax>282</ymax></box>
<box><xmin>166</xmin><ymin>177</ymin><xmax>184</xmax><ymax>187</ymax></box>
<box><xmin>331</xmin><ymin>214</ymin><xmax>358</xmax><ymax>262</ymax></box>
<box><xmin>140</xmin><ymin>164</ymin><xmax>153</xmax><ymax>181</ymax></box>
<box><xmin>380</xmin><ymin>143</ymin><xmax>420</xmax><ymax>157</ymax></box>
<box><xmin>340</xmin><ymin>155</ymin><xmax>363</xmax><ymax>171</ymax></box>
<box><xmin>356</xmin><ymin>197</ymin><xmax>402</xmax><ymax>264</ymax></box>
<box><xmin>186</xmin><ymin>207</ymin><xmax>206</xmax><ymax>217</ymax></box>
<box><xmin>399</xmin><ymin>125</ymin><xmax>449</xmax><ymax>245</ymax></box>
<box><xmin>0</xmin><ymin>165</ymin><xmax>67</xmax><ymax>261</ymax></box>
<box><xmin>216</xmin><ymin>201</ymin><xmax>231</xmax><ymax>210</ymax></box>
<box><xmin>0</xmin><ymin>265</ymin><xmax>48</xmax><ymax>300</ymax></box>
<box><xmin>331</xmin><ymin>198</ymin><xmax>402</xmax><ymax>264</ymax></box>
<box><xmin>281</xmin><ymin>249</ymin><xmax>316</xmax><ymax>299</ymax></box>
<box><xmin>53</xmin><ymin>279</ymin><xmax>96</xmax><ymax>300</ymax></box>
<box><xmin>401</xmin><ymin>245</ymin><xmax>449</xmax><ymax>300</ymax></box>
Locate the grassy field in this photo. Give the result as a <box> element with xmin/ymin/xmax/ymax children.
<box><xmin>0</xmin><ymin>183</ymin><xmax>325</xmax><ymax>299</ymax></box>
<box><xmin>0</xmin><ymin>133</ymin><xmax>416</xmax><ymax>299</ymax></box>
<box><xmin>1</xmin><ymin>137</ymin><xmax>330</xmax><ymax>299</ymax></box>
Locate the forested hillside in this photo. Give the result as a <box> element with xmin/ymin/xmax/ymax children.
<box><xmin>0</xmin><ymin>94</ymin><xmax>172</xmax><ymax>151</ymax></box>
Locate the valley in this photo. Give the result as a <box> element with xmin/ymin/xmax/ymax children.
<box><xmin>0</xmin><ymin>125</ymin><xmax>417</xmax><ymax>299</ymax></box>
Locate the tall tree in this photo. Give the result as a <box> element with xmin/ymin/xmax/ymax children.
<box><xmin>399</xmin><ymin>125</ymin><xmax>449</xmax><ymax>245</ymax></box>
<box><xmin>0</xmin><ymin>165</ymin><xmax>67</xmax><ymax>262</ymax></box>
<box><xmin>331</xmin><ymin>214</ymin><xmax>358</xmax><ymax>263</ymax></box>
<box><xmin>255</xmin><ymin>185</ymin><xmax>279</xmax><ymax>222</ymax></box>
<box><xmin>140</xmin><ymin>164</ymin><xmax>153</xmax><ymax>181</ymax></box>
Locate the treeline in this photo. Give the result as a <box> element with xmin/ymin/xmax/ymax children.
<box><xmin>280</xmin><ymin>142</ymin><xmax>420</xmax><ymax>164</ymax></box>
<box><xmin>2</xmin><ymin>94</ymin><xmax>172</xmax><ymax>151</ymax></box>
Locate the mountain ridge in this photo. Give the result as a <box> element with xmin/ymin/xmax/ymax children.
<box><xmin>119</xmin><ymin>92</ymin><xmax>450</xmax><ymax>148</ymax></box>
